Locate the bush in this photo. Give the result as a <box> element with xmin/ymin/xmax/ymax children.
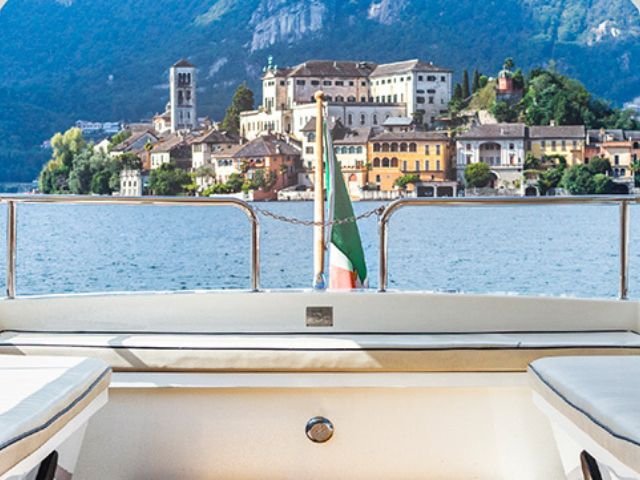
<box><xmin>464</xmin><ymin>163</ymin><xmax>492</xmax><ymax>188</ymax></box>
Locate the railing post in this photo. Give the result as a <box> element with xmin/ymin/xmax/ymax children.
<box><xmin>378</xmin><ymin>215</ymin><xmax>389</xmax><ymax>293</ymax></box>
<box><xmin>250</xmin><ymin>213</ymin><xmax>260</xmax><ymax>292</ymax></box>
<box><xmin>620</xmin><ymin>200</ymin><xmax>630</xmax><ymax>300</ymax></box>
<box><xmin>6</xmin><ymin>201</ymin><xmax>17</xmax><ymax>299</ymax></box>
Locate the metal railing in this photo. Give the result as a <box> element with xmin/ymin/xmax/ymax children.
<box><xmin>1</xmin><ymin>195</ymin><xmax>260</xmax><ymax>298</ymax></box>
<box><xmin>378</xmin><ymin>196</ymin><xmax>635</xmax><ymax>299</ymax></box>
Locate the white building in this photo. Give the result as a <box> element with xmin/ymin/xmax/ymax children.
<box><xmin>119</xmin><ymin>169</ymin><xmax>143</xmax><ymax>196</ymax></box>
<box><xmin>170</xmin><ymin>59</ymin><xmax>197</xmax><ymax>133</ymax></box>
<box><xmin>240</xmin><ymin>58</ymin><xmax>452</xmax><ymax>141</ymax></box>
<box><xmin>456</xmin><ymin>123</ymin><xmax>527</xmax><ymax>189</ymax></box>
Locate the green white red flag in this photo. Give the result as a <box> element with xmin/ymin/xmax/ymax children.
<box><xmin>323</xmin><ymin>118</ymin><xmax>368</xmax><ymax>289</ymax></box>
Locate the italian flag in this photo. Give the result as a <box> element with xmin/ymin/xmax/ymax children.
<box><xmin>323</xmin><ymin>119</ymin><xmax>368</xmax><ymax>289</ymax></box>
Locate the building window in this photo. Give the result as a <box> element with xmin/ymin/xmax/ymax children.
<box><xmin>427</xmin><ymin>89</ymin><xmax>436</xmax><ymax>94</ymax></box>
<box><xmin>417</xmin><ymin>89</ymin><xmax>425</xmax><ymax>94</ymax></box>
<box><xmin>391</xmin><ymin>143</ymin><xmax>398</xmax><ymax>152</ymax></box>
<box><xmin>360</xmin><ymin>114</ymin><xmax>366</xmax><ymax>125</ymax></box>
<box><xmin>409</xmin><ymin>143</ymin><xmax>417</xmax><ymax>152</ymax></box>
<box><xmin>382</xmin><ymin>158</ymin><xmax>390</xmax><ymax>168</ymax></box>
<box><xmin>415</xmin><ymin>161</ymin><xmax>420</xmax><ymax>171</ymax></box>
<box><xmin>561</xmin><ymin>140</ymin><xmax>566</xmax><ymax>150</ymax></box>
<box><xmin>306</xmin><ymin>146</ymin><xmax>314</xmax><ymax>154</ymax></box>
<box><xmin>373</xmin><ymin>114</ymin><xmax>378</xmax><ymax>125</ymax></box>
<box><xmin>311</xmin><ymin>80</ymin><xmax>320</xmax><ymax>86</ymax></box>
<box><xmin>375</xmin><ymin>175</ymin><xmax>381</xmax><ymax>183</ymax></box>
<box><xmin>417</xmin><ymin>97</ymin><xmax>425</xmax><ymax>104</ymax></box>
<box><xmin>541</xmin><ymin>141</ymin><xmax>546</xmax><ymax>148</ymax></box>
<box><xmin>425</xmin><ymin>160</ymin><xmax>430</xmax><ymax>170</ymax></box>
<box><xmin>361</xmin><ymin>81</ymin><xmax>367</xmax><ymax>86</ymax></box>
<box><xmin>403</xmin><ymin>160</ymin><xmax>407</xmax><ymax>171</ymax></box>
<box><xmin>348</xmin><ymin>96</ymin><xmax>356</xmax><ymax>102</ymax></box>
<box><xmin>621</xmin><ymin>168</ymin><xmax>626</xmax><ymax>176</ymax></box>
<box><xmin>373</xmin><ymin>143</ymin><xmax>381</xmax><ymax>152</ymax></box>
<box><xmin>441</xmin><ymin>76</ymin><xmax>446</xmax><ymax>82</ymax></box>
<box><xmin>428</xmin><ymin>97</ymin><xmax>434</xmax><ymax>104</ymax></box>
<box><xmin>357</xmin><ymin>146</ymin><xmax>363</xmax><ymax>154</ymax></box>
<box><xmin>323</xmin><ymin>80</ymin><xmax>332</xmax><ymax>86</ymax></box>
<box><xmin>425</xmin><ymin>145</ymin><xmax>430</xmax><ymax>155</ymax></box>
<box><xmin>436</xmin><ymin>145</ymin><xmax>441</xmax><ymax>155</ymax></box>
<box><xmin>509</xmin><ymin>143</ymin><xmax>514</xmax><ymax>150</ymax></box>
<box><xmin>382</xmin><ymin>143</ymin><xmax>390</xmax><ymax>152</ymax></box>
<box><xmin>615</xmin><ymin>155</ymin><xmax>620</xmax><ymax>165</ymax></box>
<box><xmin>436</xmin><ymin>160</ymin><xmax>441</xmax><ymax>171</ymax></box>
<box><xmin>427</xmin><ymin>75</ymin><xmax>436</xmax><ymax>81</ymax></box>
<box><xmin>418</xmin><ymin>75</ymin><xmax>424</xmax><ymax>81</ymax></box>
<box><xmin>349</xmin><ymin>81</ymin><xmax>354</xmax><ymax>86</ymax></box>
<box><xmin>335</xmin><ymin>81</ymin><xmax>344</xmax><ymax>86</ymax></box>
<box><xmin>573</xmin><ymin>140</ymin><xmax>578</xmax><ymax>149</ymax></box>
<box><xmin>391</xmin><ymin>158</ymin><xmax>398</xmax><ymax>168</ymax></box>
<box><xmin>400</xmin><ymin>143</ymin><xmax>408</xmax><ymax>152</ymax></box>
<box><xmin>373</xmin><ymin>158</ymin><xmax>381</xmax><ymax>167</ymax></box>
<box><xmin>348</xmin><ymin>114</ymin><xmax>353</xmax><ymax>125</ymax></box>
<box><xmin>551</xmin><ymin>140</ymin><xmax>557</xmax><ymax>150</ymax></box>
<box><xmin>296</xmin><ymin>80</ymin><xmax>306</xmax><ymax>85</ymax></box>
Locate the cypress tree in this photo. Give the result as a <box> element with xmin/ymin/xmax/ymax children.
<box><xmin>453</xmin><ymin>83</ymin><xmax>463</xmax><ymax>101</ymax></box>
<box><xmin>472</xmin><ymin>70</ymin><xmax>481</xmax><ymax>93</ymax></box>
<box><xmin>462</xmin><ymin>70</ymin><xmax>470</xmax><ymax>99</ymax></box>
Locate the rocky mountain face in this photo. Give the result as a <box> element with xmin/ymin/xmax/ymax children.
<box><xmin>1</xmin><ymin>0</ymin><xmax>640</xmax><ymax>181</ymax></box>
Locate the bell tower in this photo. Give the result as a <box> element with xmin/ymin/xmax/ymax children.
<box><xmin>170</xmin><ymin>59</ymin><xmax>197</xmax><ymax>133</ymax></box>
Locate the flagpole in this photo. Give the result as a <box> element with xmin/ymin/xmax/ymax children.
<box><xmin>313</xmin><ymin>90</ymin><xmax>325</xmax><ymax>290</ymax></box>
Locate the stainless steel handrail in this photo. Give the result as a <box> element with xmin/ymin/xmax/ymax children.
<box><xmin>378</xmin><ymin>196</ymin><xmax>637</xmax><ymax>299</ymax></box>
<box><xmin>1</xmin><ymin>195</ymin><xmax>260</xmax><ymax>298</ymax></box>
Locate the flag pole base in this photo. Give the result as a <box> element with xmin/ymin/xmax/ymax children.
<box><xmin>313</xmin><ymin>273</ymin><xmax>326</xmax><ymax>291</ymax></box>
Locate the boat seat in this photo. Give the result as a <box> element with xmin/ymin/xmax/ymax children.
<box><xmin>0</xmin><ymin>355</ymin><xmax>111</xmax><ymax>477</ymax></box>
<box><xmin>0</xmin><ymin>330</ymin><xmax>639</xmax><ymax>373</ymax></box>
<box><xmin>529</xmin><ymin>356</ymin><xmax>640</xmax><ymax>476</ymax></box>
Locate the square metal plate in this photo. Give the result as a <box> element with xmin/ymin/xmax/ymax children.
<box><xmin>306</xmin><ymin>306</ymin><xmax>333</xmax><ymax>327</ymax></box>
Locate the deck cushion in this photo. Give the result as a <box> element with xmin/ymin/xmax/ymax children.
<box><xmin>0</xmin><ymin>355</ymin><xmax>111</xmax><ymax>476</ymax></box>
<box><xmin>529</xmin><ymin>356</ymin><xmax>640</xmax><ymax>474</ymax></box>
<box><xmin>0</xmin><ymin>330</ymin><xmax>639</xmax><ymax>373</ymax></box>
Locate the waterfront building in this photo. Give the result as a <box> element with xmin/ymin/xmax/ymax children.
<box><xmin>191</xmin><ymin>129</ymin><xmax>240</xmax><ymax>169</ymax></box>
<box><xmin>153</xmin><ymin>106</ymin><xmax>172</xmax><ymax>135</ymax></box>
<box><xmin>456</xmin><ymin>123</ymin><xmax>527</xmax><ymax>189</ymax></box>
<box><xmin>150</xmin><ymin>133</ymin><xmax>193</xmax><ymax>170</ymax></box>
<box><xmin>119</xmin><ymin>169</ymin><xmax>143</xmax><ymax>196</ymax></box>
<box><xmin>586</xmin><ymin>129</ymin><xmax>640</xmax><ymax>183</ymax></box>
<box><xmin>369</xmin><ymin>130</ymin><xmax>455</xmax><ymax>196</ymax></box>
<box><xmin>240</xmin><ymin>57</ymin><xmax>452</xmax><ymax>141</ymax></box>
<box><xmin>232</xmin><ymin>135</ymin><xmax>302</xmax><ymax>201</ymax></box>
<box><xmin>528</xmin><ymin>125</ymin><xmax>586</xmax><ymax>166</ymax></box>
<box><xmin>109</xmin><ymin>130</ymin><xmax>159</xmax><ymax>159</ymax></box>
<box><xmin>190</xmin><ymin>128</ymin><xmax>244</xmax><ymax>190</ymax></box>
<box><xmin>169</xmin><ymin>59</ymin><xmax>197</xmax><ymax>133</ymax></box>
<box><xmin>382</xmin><ymin>117</ymin><xmax>416</xmax><ymax>133</ymax></box>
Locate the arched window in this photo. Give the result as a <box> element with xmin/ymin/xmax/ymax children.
<box><xmin>336</xmin><ymin>96</ymin><xmax>344</xmax><ymax>102</ymax></box>
<box><xmin>409</xmin><ymin>143</ymin><xmax>417</xmax><ymax>152</ymax></box>
<box><xmin>382</xmin><ymin>157</ymin><xmax>390</xmax><ymax>168</ymax></box>
<box><xmin>357</xmin><ymin>146</ymin><xmax>363</xmax><ymax>154</ymax></box>
<box><xmin>391</xmin><ymin>158</ymin><xmax>398</xmax><ymax>168</ymax></box>
<box><xmin>347</xmin><ymin>96</ymin><xmax>356</xmax><ymax>102</ymax></box>
<box><xmin>373</xmin><ymin>143</ymin><xmax>381</xmax><ymax>152</ymax></box>
<box><xmin>400</xmin><ymin>143</ymin><xmax>408</xmax><ymax>152</ymax></box>
<box><xmin>373</xmin><ymin>157</ymin><xmax>381</xmax><ymax>167</ymax></box>
<box><xmin>325</xmin><ymin>95</ymin><xmax>333</xmax><ymax>101</ymax></box>
<box><xmin>391</xmin><ymin>143</ymin><xmax>398</xmax><ymax>152</ymax></box>
<box><xmin>382</xmin><ymin>143</ymin><xmax>390</xmax><ymax>152</ymax></box>
<box><xmin>349</xmin><ymin>146</ymin><xmax>356</xmax><ymax>154</ymax></box>
<box><xmin>360</xmin><ymin>114</ymin><xmax>366</xmax><ymax>125</ymax></box>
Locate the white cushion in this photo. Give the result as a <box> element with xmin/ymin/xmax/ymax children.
<box><xmin>0</xmin><ymin>355</ymin><xmax>111</xmax><ymax>476</ymax></box>
<box><xmin>1</xmin><ymin>330</ymin><xmax>639</xmax><ymax>373</ymax></box>
<box><xmin>529</xmin><ymin>356</ymin><xmax>640</xmax><ymax>474</ymax></box>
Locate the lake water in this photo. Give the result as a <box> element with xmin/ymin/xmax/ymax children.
<box><xmin>1</xmin><ymin>201</ymin><xmax>639</xmax><ymax>299</ymax></box>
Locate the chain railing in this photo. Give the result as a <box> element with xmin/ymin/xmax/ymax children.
<box><xmin>1</xmin><ymin>195</ymin><xmax>261</xmax><ymax>298</ymax></box>
<box><xmin>253</xmin><ymin>204</ymin><xmax>386</xmax><ymax>227</ymax></box>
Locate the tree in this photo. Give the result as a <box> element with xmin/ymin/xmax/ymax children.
<box><xmin>221</xmin><ymin>83</ymin><xmax>255</xmax><ymax>134</ymax></box>
<box><xmin>117</xmin><ymin>152</ymin><xmax>142</xmax><ymax>170</ymax></box>
<box><xmin>586</xmin><ymin>157</ymin><xmax>612</xmax><ymax>175</ymax></box>
<box><xmin>453</xmin><ymin>83</ymin><xmax>463</xmax><ymax>101</ymax></box>
<box><xmin>491</xmin><ymin>100</ymin><xmax>518</xmax><ymax>122</ymax></box>
<box><xmin>472</xmin><ymin>70</ymin><xmax>481</xmax><ymax>94</ymax></box>
<box><xmin>560</xmin><ymin>165</ymin><xmax>595</xmax><ymax>195</ymax></box>
<box><xmin>226</xmin><ymin>173</ymin><xmax>245</xmax><ymax>192</ymax></box>
<box><xmin>592</xmin><ymin>173</ymin><xmax>614</xmax><ymax>194</ymax></box>
<box><xmin>464</xmin><ymin>163</ymin><xmax>492</xmax><ymax>188</ymax></box>
<box><xmin>503</xmin><ymin>57</ymin><xmax>515</xmax><ymax>71</ymax></box>
<box><xmin>524</xmin><ymin>152</ymin><xmax>541</xmax><ymax>171</ymax></box>
<box><xmin>479</xmin><ymin>75</ymin><xmax>489</xmax><ymax>89</ymax></box>
<box><xmin>462</xmin><ymin>70</ymin><xmax>470</xmax><ymax>99</ymax></box>
<box><xmin>38</xmin><ymin>127</ymin><xmax>87</xmax><ymax>193</ymax></box>
<box><xmin>108</xmin><ymin>130</ymin><xmax>132</xmax><ymax>151</ymax></box>
<box><xmin>394</xmin><ymin>174</ymin><xmax>420</xmax><ymax>190</ymax></box>
<box><xmin>149</xmin><ymin>163</ymin><xmax>191</xmax><ymax>195</ymax></box>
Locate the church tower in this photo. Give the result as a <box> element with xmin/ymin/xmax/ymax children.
<box><xmin>170</xmin><ymin>59</ymin><xmax>197</xmax><ymax>133</ymax></box>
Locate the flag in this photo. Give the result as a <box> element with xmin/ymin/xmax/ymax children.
<box><xmin>323</xmin><ymin>119</ymin><xmax>368</xmax><ymax>289</ymax></box>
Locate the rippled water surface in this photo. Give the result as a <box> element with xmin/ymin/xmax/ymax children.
<box><xmin>1</xmin><ymin>201</ymin><xmax>640</xmax><ymax>299</ymax></box>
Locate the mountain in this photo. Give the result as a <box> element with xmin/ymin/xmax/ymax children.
<box><xmin>1</xmin><ymin>0</ymin><xmax>640</xmax><ymax>181</ymax></box>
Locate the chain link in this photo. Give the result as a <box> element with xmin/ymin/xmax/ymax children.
<box><xmin>254</xmin><ymin>204</ymin><xmax>387</xmax><ymax>227</ymax></box>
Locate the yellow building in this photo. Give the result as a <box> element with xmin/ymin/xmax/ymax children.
<box><xmin>368</xmin><ymin>131</ymin><xmax>453</xmax><ymax>194</ymax></box>
<box><xmin>527</xmin><ymin>125</ymin><xmax>586</xmax><ymax>165</ymax></box>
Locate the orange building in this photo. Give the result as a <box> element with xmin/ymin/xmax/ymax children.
<box><xmin>368</xmin><ymin>131</ymin><xmax>454</xmax><ymax>195</ymax></box>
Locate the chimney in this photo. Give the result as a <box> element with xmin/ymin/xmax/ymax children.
<box><xmin>275</xmin><ymin>144</ymin><xmax>281</xmax><ymax>155</ymax></box>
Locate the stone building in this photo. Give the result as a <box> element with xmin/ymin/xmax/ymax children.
<box><xmin>240</xmin><ymin>57</ymin><xmax>452</xmax><ymax>141</ymax></box>
<box><xmin>586</xmin><ymin>129</ymin><xmax>640</xmax><ymax>183</ymax></box>
<box><xmin>369</xmin><ymin>130</ymin><xmax>455</xmax><ymax>196</ymax></box>
<box><xmin>456</xmin><ymin>123</ymin><xmax>527</xmax><ymax>189</ymax></box>
<box><xmin>528</xmin><ymin>125</ymin><xmax>586</xmax><ymax>166</ymax></box>
<box><xmin>169</xmin><ymin>59</ymin><xmax>197</xmax><ymax>133</ymax></box>
<box><xmin>150</xmin><ymin>134</ymin><xmax>193</xmax><ymax>170</ymax></box>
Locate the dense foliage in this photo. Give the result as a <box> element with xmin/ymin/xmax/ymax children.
<box><xmin>221</xmin><ymin>84</ymin><xmax>255</xmax><ymax>134</ymax></box>
<box><xmin>38</xmin><ymin>128</ymin><xmax>130</xmax><ymax>195</ymax></box>
<box><xmin>148</xmin><ymin>162</ymin><xmax>192</xmax><ymax>195</ymax></box>
<box><xmin>464</xmin><ymin>163</ymin><xmax>492</xmax><ymax>188</ymax></box>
